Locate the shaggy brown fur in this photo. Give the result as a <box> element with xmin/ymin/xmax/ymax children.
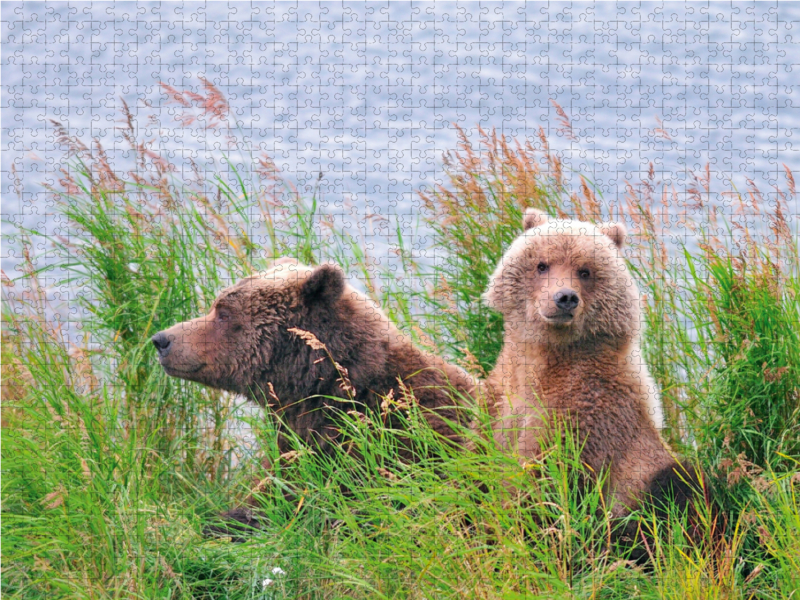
<box><xmin>483</xmin><ymin>209</ymin><xmax>703</xmax><ymax>531</ymax></box>
<box><xmin>153</xmin><ymin>258</ymin><xmax>476</xmax><ymax>535</ymax></box>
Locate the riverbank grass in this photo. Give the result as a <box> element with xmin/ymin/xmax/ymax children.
<box><xmin>3</xmin><ymin>91</ymin><xmax>798</xmax><ymax>598</ymax></box>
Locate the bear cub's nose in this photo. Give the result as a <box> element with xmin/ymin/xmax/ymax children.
<box><xmin>151</xmin><ymin>332</ymin><xmax>172</xmax><ymax>357</ymax></box>
<box><xmin>553</xmin><ymin>289</ymin><xmax>580</xmax><ymax>312</ymax></box>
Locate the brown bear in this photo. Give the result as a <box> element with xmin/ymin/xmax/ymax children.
<box><xmin>482</xmin><ymin>208</ymin><xmax>704</xmax><ymax>555</ymax></box>
<box><xmin>152</xmin><ymin>258</ymin><xmax>476</xmax><ymax>535</ymax></box>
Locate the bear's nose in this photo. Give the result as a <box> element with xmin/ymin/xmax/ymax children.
<box><xmin>151</xmin><ymin>332</ymin><xmax>172</xmax><ymax>357</ymax></box>
<box><xmin>553</xmin><ymin>289</ymin><xmax>580</xmax><ymax>311</ymax></box>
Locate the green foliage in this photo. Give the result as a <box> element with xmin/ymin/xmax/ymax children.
<box><xmin>2</xmin><ymin>87</ymin><xmax>798</xmax><ymax>598</ymax></box>
<box><xmin>699</xmin><ymin>254</ymin><xmax>800</xmax><ymax>467</ymax></box>
<box><xmin>683</xmin><ymin>248</ymin><xmax>800</xmax><ymax>523</ymax></box>
<box><xmin>416</xmin><ymin>126</ymin><xmax>577</xmax><ymax>373</ymax></box>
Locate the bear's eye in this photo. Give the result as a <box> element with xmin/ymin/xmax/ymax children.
<box><xmin>216</xmin><ymin>308</ymin><xmax>231</xmax><ymax>323</ymax></box>
<box><xmin>578</xmin><ymin>268</ymin><xmax>591</xmax><ymax>280</ymax></box>
<box><xmin>537</xmin><ymin>262</ymin><xmax>549</xmax><ymax>273</ymax></box>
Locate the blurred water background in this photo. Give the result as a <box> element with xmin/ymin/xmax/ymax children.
<box><xmin>3</xmin><ymin>1</ymin><xmax>798</xmax><ymax>284</ymax></box>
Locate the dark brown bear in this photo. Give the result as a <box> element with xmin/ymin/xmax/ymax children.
<box><xmin>153</xmin><ymin>258</ymin><xmax>476</xmax><ymax>535</ymax></box>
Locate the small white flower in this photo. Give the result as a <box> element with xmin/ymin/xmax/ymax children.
<box><xmin>261</xmin><ymin>567</ymin><xmax>286</xmax><ymax>588</ymax></box>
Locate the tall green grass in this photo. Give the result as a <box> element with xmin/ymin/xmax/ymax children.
<box><xmin>3</xmin><ymin>84</ymin><xmax>798</xmax><ymax>598</ymax></box>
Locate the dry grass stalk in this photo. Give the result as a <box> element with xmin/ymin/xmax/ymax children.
<box><xmin>287</xmin><ymin>327</ymin><xmax>326</xmax><ymax>351</ymax></box>
<box><xmin>551</xmin><ymin>99</ymin><xmax>577</xmax><ymax>141</ymax></box>
<box><xmin>288</xmin><ymin>327</ymin><xmax>355</xmax><ymax>397</ymax></box>
<box><xmin>457</xmin><ymin>345</ymin><xmax>487</xmax><ymax>378</ymax></box>
<box><xmin>160</xmin><ymin>77</ymin><xmax>230</xmax><ymax>130</ymax></box>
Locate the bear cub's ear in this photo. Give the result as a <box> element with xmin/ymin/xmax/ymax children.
<box><xmin>523</xmin><ymin>208</ymin><xmax>549</xmax><ymax>231</ymax></box>
<box><xmin>301</xmin><ymin>264</ymin><xmax>345</xmax><ymax>305</ymax></box>
<box><xmin>598</xmin><ymin>222</ymin><xmax>627</xmax><ymax>249</ymax></box>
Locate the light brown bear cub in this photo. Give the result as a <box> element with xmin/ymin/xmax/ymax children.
<box><xmin>153</xmin><ymin>258</ymin><xmax>476</xmax><ymax>536</ymax></box>
<box><xmin>484</xmin><ymin>208</ymin><xmax>700</xmax><ymax>524</ymax></box>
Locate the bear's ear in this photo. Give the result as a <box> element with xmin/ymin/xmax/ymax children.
<box><xmin>523</xmin><ymin>208</ymin><xmax>548</xmax><ymax>231</ymax></box>
<box><xmin>301</xmin><ymin>264</ymin><xmax>345</xmax><ymax>305</ymax></box>
<box><xmin>598</xmin><ymin>222</ymin><xmax>627</xmax><ymax>249</ymax></box>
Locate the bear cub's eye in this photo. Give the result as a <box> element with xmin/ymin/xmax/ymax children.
<box><xmin>578</xmin><ymin>268</ymin><xmax>591</xmax><ymax>279</ymax></box>
<box><xmin>537</xmin><ymin>262</ymin><xmax>549</xmax><ymax>273</ymax></box>
<box><xmin>216</xmin><ymin>308</ymin><xmax>231</xmax><ymax>322</ymax></box>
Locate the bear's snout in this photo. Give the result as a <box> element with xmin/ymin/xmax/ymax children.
<box><xmin>153</xmin><ymin>318</ymin><xmax>216</xmax><ymax>381</ymax></box>
<box><xmin>553</xmin><ymin>288</ymin><xmax>580</xmax><ymax>312</ymax></box>
<box><xmin>151</xmin><ymin>331</ymin><xmax>172</xmax><ymax>357</ymax></box>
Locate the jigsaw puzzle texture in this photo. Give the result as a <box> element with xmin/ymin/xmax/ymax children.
<box><xmin>4</xmin><ymin>2</ymin><xmax>798</xmax><ymax>281</ymax></box>
<box><xmin>2</xmin><ymin>2</ymin><xmax>799</xmax><ymax>597</ymax></box>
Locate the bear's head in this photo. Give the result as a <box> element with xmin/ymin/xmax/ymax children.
<box><xmin>484</xmin><ymin>208</ymin><xmax>641</xmax><ymax>347</ymax></box>
<box><xmin>152</xmin><ymin>258</ymin><xmax>385</xmax><ymax>403</ymax></box>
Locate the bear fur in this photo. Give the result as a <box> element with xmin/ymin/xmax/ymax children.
<box><xmin>152</xmin><ymin>258</ymin><xmax>475</xmax><ymax>496</ymax></box>
<box><xmin>154</xmin><ymin>258</ymin><xmax>475</xmax><ymax>452</ymax></box>
<box><xmin>153</xmin><ymin>258</ymin><xmax>476</xmax><ymax>535</ymax></box>
<box><xmin>482</xmin><ymin>208</ymin><xmax>701</xmax><ymax>526</ymax></box>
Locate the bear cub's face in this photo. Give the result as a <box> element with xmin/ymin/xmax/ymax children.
<box><xmin>485</xmin><ymin>209</ymin><xmax>641</xmax><ymax>346</ymax></box>
<box><xmin>151</xmin><ymin>259</ymin><xmax>346</xmax><ymax>397</ymax></box>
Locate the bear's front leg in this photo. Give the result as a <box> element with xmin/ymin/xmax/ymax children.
<box><xmin>204</xmin><ymin>456</ymin><xmax>275</xmax><ymax>542</ymax></box>
<box><xmin>203</xmin><ymin>506</ymin><xmax>264</xmax><ymax>542</ymax></box>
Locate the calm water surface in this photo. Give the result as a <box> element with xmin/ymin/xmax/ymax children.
<box><xmin>3</xmin><ymin>1</ymin><xmax>798</xmax><ymax>284</ymax></box>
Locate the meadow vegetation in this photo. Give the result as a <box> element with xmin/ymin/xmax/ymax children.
<box><xmin>2</xmin><ymin>82</ymin><xmax>799</xmax><ymax>599</ymax></box>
